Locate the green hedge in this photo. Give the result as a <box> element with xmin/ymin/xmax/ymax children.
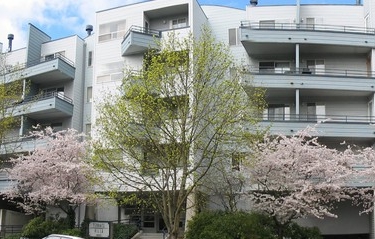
<box><xmin>185</xmin><ymin>211</ymin><xmax>275</xmax><ymax>239</ymax></box>
<box><xmin>113</xmin><ymin>223</ymin><xmax>138</xmax><ymax>239</ymax></box>
<box><xmin>185</xmin><ymin>211</ymin><xmax>322</xmax><ymax>239</ymax></box>
<box><xmin>21</xmin><ymin>216</ymin><xmax>72</xmax><ymax>239</ymax></box>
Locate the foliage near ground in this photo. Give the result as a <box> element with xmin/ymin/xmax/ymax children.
<box><xmin>185</xmin><ymin>211</ymin><xmax>322</xmax><ymax>239</ymax></box>
<box><xmin>113</xmin><ymin>223</ymin><xmax>138</xmax><ymax>239</ymax></box>
<box><xmin>14</xmin><ymin>217</ymin><xmax>138</xmax><ymax>239</ymax></box>
<box><xmin>21</xmin><ymin>216</ymin><xmax>73</xmax><ymax>239</ymax></box>
<box><xmin>5</xmin><ymin>127</ymin><xmax>98</xmax><ymax>228</ymax></box>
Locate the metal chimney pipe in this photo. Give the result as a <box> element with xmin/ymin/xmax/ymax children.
<box><xmin>250</xmin><ymin>0</ymin><xmax>258</xmax><ymax>6</ymax></box>
<box><xmin>86</xmin><ymin>25</ymin><xmax>93</xmax><ymax>36</ymax></box>
<box><xmin>7</xmin><ymin>34</ymin><xmax>14</xmax><ymax>52</ymax></box>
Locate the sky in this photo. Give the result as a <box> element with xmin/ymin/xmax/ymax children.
<box><xmin>0</xmin><ymin>0</ymin><xmax>358</xmax><ymax>51</ymax></box>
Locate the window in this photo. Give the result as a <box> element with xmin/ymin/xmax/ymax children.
<box><xmin>45</xmin><ymin>54</ymin><xmax>55</xmax><ymax>61</ymax></box>
<box><xmin>306</xmin><ymin>59</ymin><xmax>325</xmax><ymax>74</ymax></box>
<box><xmin>232</xmin><ymin>152</ymin><xmax>245</xmax><ymax>171</ymax></box>
<box><xmin>87</xmin><ymin>87</ymin><xmax>92</xmax><ymax>103</ymax></box>
<box><xmin>162</xmin><ymin>95</ymin><xmax>189</xmax><ymax>120</ymax></box>
<box><xmin>259</xmin><ymin>20</ymin><xmax>275</xmax><ymax>29</ymax></box>
<box><xmin>275</xmin><ymin>62</ymin><xmax>290</xmax><ymax>73</ymax></box>
<box><xmin>51</xmin><ymin>123</ymin><xmax>63</xmax><ymax>132</ymax></box>
<box><xmin>306</xmin><ymin>18</ymin><xmax>315</xmax><ymax>30</ymax></box>
<box><xmin>98</xmin><ymin>20</ymin><xmax>126</xmax><ymax>42</ymax></box>
<box><xmin>42</xmin><ymin>123</ymin><xmax>63</xmax><ymax>132</ymax></box>
<box><xmin>266</xmin><ymin>104</ymin><xmax>290</xmax><ymax>121</ymax></box>
<box><xmin>85</xmin><ymin>124</ymin><xmax>91</xmax><ymax>137</ymax></box>
<box><xmin>259</xmin><ymin>62</ymin><xmax>290</xmax><ymax>74</ymax></box>
<box><xmin>171</xmin><ymin>18</ymin><xmax>187</xmax><ymax>29</ymax></box>
<box><xmin>228</xmin><ymin>28</ymin><xmax>239</xmax><ymax>46</ymax></box>
<box><xmin>43</xmin><ymin>87</ymin><xmax>64</xmax><ymax>97</ymax></box>
<box><xmin>259</xmin><ymin>62</ymin><xmax>275</xmax><ymax>73</ymax></box>
<box><xmin>97</xmin><ymin>72</ymin><xmax>123</xmax><ymax>84</ymax></box>
<box><xmin>96</xmin><ymin>75</ymin><xmax>110</xmax><ymax>84</ymax></box>
<box><xmin>88</xmin><ymin>51</ymin><xmax>93</xmax><ymax>67</ymax></box>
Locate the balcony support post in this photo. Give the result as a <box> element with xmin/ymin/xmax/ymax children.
<box><xmin>295</xmin><ymin>89</ymin><xmax>300</xmax><ymax>119</ymax></box>
<box><xmin>19</xmin><ymin>115</ymin><xmax>24</xmax><ymax>137</ymax></box>
<box><xmin>296</xmin><ymin>0</ymin><xmax>301</xmax><ymax>28</ymax></box>
<box><xmin>295</xmin><ymin>43</ymin><xmax>300</xmax><ymax>71</ymax></box>
<box><xmin>371</xmin><ymin>49</ymin><xmax>375</xmax><ymax>77</ymax></box>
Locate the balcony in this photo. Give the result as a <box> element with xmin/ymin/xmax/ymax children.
<box><xmin>242</xmin><ymin>66</ymin><xmax>375</xmax><ymax>96</ymax></box>
<box><xmin>13</xmin><ymin>92</ymin><xmax>73</xmax><ymax>120</ymax></box>
<box><xmin>0</xmin><ymin>136</ymin><xmax>48</xmax><ymax>155</ymax></box>
<box><xmin>240</xmin><ymin>22</ymin><xmax>375</xmax><ymax>56</ymax></box>
<box><xmin>4</xmin><ymin>53</ymin><xmax>75</xmax><ymax>84</ymax></box>
<box><xmin>121</xmin><ymin>26</ymin><xmax>161</xmax><ymax>56</ymax></box>
<box><xmin>258</xmin><ymin>114</ymin><xmax>375</xmax><ymax>139</ymax></box>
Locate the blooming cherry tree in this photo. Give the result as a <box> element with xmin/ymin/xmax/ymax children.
<box><xmin>247</xmin><ymin>128</ymin><xmax>359</xmax><ymax>238</ymax></box>
<box><xmin>5</xmin><ymin>127</ymin><xmax>96</xmax><ymax>227</ymax></box>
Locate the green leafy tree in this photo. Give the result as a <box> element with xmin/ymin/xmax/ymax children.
<box><xmin>0</xmin><ymin>52</ymin><xmax>24</xmax><ymax>150</ymax></box>
<box><xmin>93</xmin><ymin>27</ymin><xmax>265</xmax><ymax>239</ymax></box>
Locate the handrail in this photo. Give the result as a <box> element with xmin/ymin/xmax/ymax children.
<box><xmin>262</xmin><ymin>113</ymin><xmax>375</xmax><ymax>123</ymax></box>
<box><xmin>0</xmin><ymin>224</ymin><xmax>23</xmax><ymax>234</ymax></box>
<box><xmin>22</xmin><ymin>91</ymin><xmax>73</xmax><ymax>104</ymax></box>
<box><xmin>1</xmin><ymin>53</ymin><xmax>75</xmax><ymax>75</ymax></box>
<box><xmin>240</xmin><ymin>21</ymin><xmax>375</xmax><ymax>35</ymax></box>
<box><xmin>246</xmin><ymin>66</ymin><xmax>375</xmax><ymax>78</ymax></box>
<box><xmin>123</xmin><ymin>25</ymin><xmax>161</xmax><ymax>42</ymax></box>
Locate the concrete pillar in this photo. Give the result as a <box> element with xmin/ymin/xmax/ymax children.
<box><xmin>296</xmin><ymin>43</ymin><xmax>300</xmax><ymax>72</ymax></box>
<box><xmin>295</xmin><ymin>89</ymin><xmax>300</xmax><ymax>117</ymax></box>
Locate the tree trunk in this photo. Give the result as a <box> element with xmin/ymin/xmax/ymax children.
<box><xmin>167</xmin><ymin>231</ymin><xmax>179</xmax><ymax>239</ymax></box>
<box><xmin>166</xmin><ymin>222</ymin><xmax>180</xmax><ymax>239</ymax></box>
<box><xmin>67</xmin><ymin>206</ymin><xmax>76</xmax><ymax>228</ymax></box>
<box><xmin>273</xmin><ymin>217</ymin><xmax>285</xmax><ymax>239</ymax></box>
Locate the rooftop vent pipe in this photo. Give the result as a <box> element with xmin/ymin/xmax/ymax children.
<box><xmin>250</xmin><ymin>0</ymin><xmax>258</xmax><ymax>6</ymax></box>
<box><xmin>86</xmin><ymin>25</ymin><xmax>93</xmax><ymax>36</ymax></box>
<box><xmin>7</xmin><ymin>34</ymin><xmax>14</xmax><ymax>52</ymax></box>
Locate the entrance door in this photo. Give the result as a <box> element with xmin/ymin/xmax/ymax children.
<box><xmin>142</xmin><ymin>210</ymin><xmax>156</xmax><ymax>232</ymax></box>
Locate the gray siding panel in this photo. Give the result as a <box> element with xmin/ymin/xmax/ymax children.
<box><xmin>26</xmin><ymin>24</ymin><xmax>51</xmax><ymax>67</ymax></box>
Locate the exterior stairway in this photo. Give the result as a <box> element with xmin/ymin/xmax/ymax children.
<box><xmin>132</xmin><ymin>232</ymin><xmax>165</xmax><ymax>239</ymax></box>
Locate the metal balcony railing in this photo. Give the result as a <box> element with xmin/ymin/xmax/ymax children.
<box><xmin>122</xmin><ymin>25</ymin><xmax>162</xmax><ymax>43</ymax></box>
<box><xmin>1</xmin><ymin>53</ymin><xmax>74</xmax><ymax>75</ymax></box>
<box><xmin>262</xmin><ymin>114</ymin><xmax>375</xmax><ymax>123</ymax></box>
<box><xmin>240</xmin><ymin>21</ymin><xmax>375</xmax><ymax>35</ymax></box>
<box><xmin>0</xmin><ymin>225</ymin><xmax>23</xmax><ymax>237</ymax></box>
<box><xmin>246</xmin><ymin>66</ymin><xmax>375</xmax><ymax>78</ymax></box>
<box><xmin>22</xmin><ymin>91</ymin><xmax>73</xmax><ymax>105</ymax></box>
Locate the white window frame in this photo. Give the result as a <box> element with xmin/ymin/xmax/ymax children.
<box><xmin>98</xmin><ymin>20</ymin><xmax>126</xmax><ymax>42</ymax></box>
<box><xmin>171</xmin><ymin>18</ymin><xmax>187</xmax><ymax>29</ymax></box>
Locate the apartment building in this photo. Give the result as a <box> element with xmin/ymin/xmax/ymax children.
<box><xmin>240</xmin><ymin>1</ymin><xmax>375</xmax><ymax>238</ymax></box>
<box><xmin>91</xmin><ymin>0</ymin><xmax>375</xmax><ymax>238</ymax></box>
<box><xmin>0</xmin><ymin>24</ymin><xmax>90</xmax><ymax>228</ymax></box>
<box><xmin>91</xmin><ymin>0</ymin><xmax>208</xmax><ymax>234</ymax></box>
<box><xmin>1</xmin><ymin>0</ymin><xmax>375</xmax><ymax>238</ymax></box>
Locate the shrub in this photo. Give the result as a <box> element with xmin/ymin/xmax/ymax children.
<box><xmin>60</xmin><ymin>228</ymin><xmax>82</xmax><ymax>237</ymax></box>
<box><xmin>185</xmin><ymin>211</ymin><xmax>276</xmax><ymax>239</ymax></box>
<box><xmin>185</xmin><ymin>211</ymin><xmax>323</xmax><ymax>239</ymax></box>
<box><xmin>285</xmin><ymin>222</ymin><xmax>322</xmax><ymax>239</ymax></box>
<box><xmin>3</xmin><ymin>233</ymin><xmax>22</xmax><ymax>239</ymax></box>
<box><xmin>113</xmin><ymin>223</ymin><xmax>138</xmax><ymax>239</ymax></box>
<box><xmin>21</xmin><ymin>216</ymin><xmax>70</xmax><ymax>239</ymax></box>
